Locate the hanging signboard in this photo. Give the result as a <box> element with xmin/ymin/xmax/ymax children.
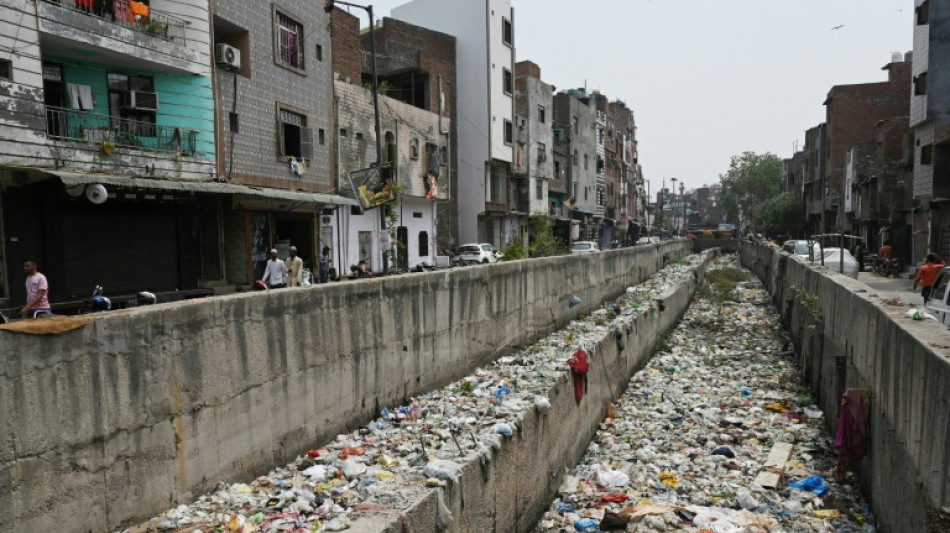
<box><xmin>348</xmin><ymin>167</ymin><xmax>397</xmax><ymax>211</ymax></box>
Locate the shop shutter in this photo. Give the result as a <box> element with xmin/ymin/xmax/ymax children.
<box><xmin>61</xmin><ymin>212</ymin><xmax>179</xmax><ymax>298</ymax></box>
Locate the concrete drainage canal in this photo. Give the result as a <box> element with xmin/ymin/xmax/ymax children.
<box><xmin>125</xmin><ymin>252</ymin><xmax>874</xmax><ymax>533</ymax></box>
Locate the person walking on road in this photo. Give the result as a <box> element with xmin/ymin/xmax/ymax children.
<box><xmin>913</xmin><ymin>254</ymin><xmax>946</xmax><ymax>301</ymax></box>
<box><xmin>286</xmin><ymin>246</ymin><xmax>304</xmax><ymax>287</ymax></box>
<box><xmin>318</xmin><ymin>246</ymin><xmax>331</xmax><ymax>284</ymax></box>
<box><xmin>262</xmin><ymin>249</ymin><xmax>287</xmax><ymax>289</ymax></box>
<box><xmin>21</xmin><ymin>258</ymin><xmax>52</xmax><ymax>318</ymax></box>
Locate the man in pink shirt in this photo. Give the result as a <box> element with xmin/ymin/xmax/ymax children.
<box><xmin>21</xmin><ymin>258</ymin><xmax>51</xmax><ymax>318</ymax></box>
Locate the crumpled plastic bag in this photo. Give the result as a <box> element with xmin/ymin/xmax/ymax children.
<box><xmin>595</xmin><ymin>469</ymin><xmax>629</xmax><ymax>489</ymax></box>
<box><xmin>435</xmin><ymin>487</ymin><xmax>454</xmax><ymax>529</ymax></box>
<box><xmin>425</xmin><ymin>459</ymin><xmax>463</xmax><ymax>484</ymax></box>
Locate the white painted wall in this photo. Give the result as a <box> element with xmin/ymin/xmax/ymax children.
<box><xmin>392</xmin><ymin>0</ymin><xmax>513</xmax><ymax>244</ymax></box>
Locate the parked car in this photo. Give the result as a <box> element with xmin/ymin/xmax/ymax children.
<box><xmin>456</xmin><ymin>243</ymin><xmax>503</xmax><ymax>264</ymax></box>
<box><xmin>925</xmin><ymin>267</ymin><xmax>950</xmax><ymax>325</ymax></box>
<box><xmin>571</xmin><ymin>241</ymin><xmax>600</xmax><ymax>254</ymax></box>
<box><xmin>636</xmin><ymin>236</ymin><xmax>661</xmax><ymax>245</ymax></box>
<box><xmin>820</xmin><ymin>247</ymin><xmax>859</xmax><ymax>279</ymax></box>
<box><xmin>791</xmin><ymin>240</ymin><xmax>821</xmax><ymax>260</ymax></box>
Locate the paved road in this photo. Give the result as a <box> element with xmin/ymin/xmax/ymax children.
<box><xmin>856</xmin><ymin>270</ymin><xmax>922</xmax><ymax>306</ymax></box>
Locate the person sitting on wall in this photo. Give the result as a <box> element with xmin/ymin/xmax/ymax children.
<box><xmin>913</xmin><ymin>254</ymin><xmax>946</xmax><ymax>302</ymax></box>
<box><xmin>261</xmin><ymin>249</ymin><xmax>287</xmax><ymax>289</ymax></box>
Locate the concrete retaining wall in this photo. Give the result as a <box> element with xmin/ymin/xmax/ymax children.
<box><xmin>358</xmin><ymin>251</ymin><xmax>714</xmax><ymax>532</ymax></box>
<box><xmin>740</xmin><ymin>242</ymin><xmax>950</xmax><ymax>533</ymax></box>
<box><xmin>0</xmin><ymin>241</ymin><xmax>689</xmax><ymax>532</ymax></box>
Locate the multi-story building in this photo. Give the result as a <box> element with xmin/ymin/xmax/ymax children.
<box><xmin>211</xmin><ymin>0</ymin><xmax>355</xmax><ymax>286</ymax></box>
<box><xmin>823</xmin><ymin>57</ymin><xmax>911</xmax><ymax>233</ymax></box>
<box><xmin>357</xmin><ymin>16</ymin><xmax>458</xmax><ymax>251</ymax></box>
<box><xmin>911</xmin><ymin>0</ymin><xmax>950</xmax><ymax>259</ymax></box>
<box><xmin>0</xmin><ymin>0</ymin><xmax>220</xmax><ymax>308</ymax></box>
<box><xmin>591</xmin><ymin>92</ymin><xmax>608</xmax><ymax>242</ymax></box>
<box><xmin>802</xmin><ymin>124</ymin><xmax>827</xmax><ymax>235</ymax></box>
<box><xmin>391</xmin><ymin>0</ymin><xmax>515</xmax><ymax>247</ymax></box>
<box><xmin>553</xmin><ymin>89</ymin><xmax>597</xmax><ymax>240</ymax></box>
<box><xmin>330</xmin><ymin>10</ymin><xmax>453</xmax><ymax>271</ymax></box>
<box><xmin>608</xmin><ymin>99</ymin><xmax>641</xmax><ymax>244</ymax></box>
<box><xmin>513</xmin><ymin>60</ymin><xmax>553</xmax><ymax>228</ymax></box>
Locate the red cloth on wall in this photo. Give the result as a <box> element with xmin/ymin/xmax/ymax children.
<box><xmin>834</xmin><ymin>388</ymin><xmax>870</xmax><ymax>477</ymax></box>
<box><xmin>568</xmin><ymin>348</ymin><xmax>589</xmax><ymax>404</ymax></box>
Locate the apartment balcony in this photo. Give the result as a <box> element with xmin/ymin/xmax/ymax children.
<box><xmin>38</xmin><ymin>0</ymin><xmax>204</xmax><ymax>74</ymax></box>
<box><xmin>47</xmin><ymin>106</ymin><xmax>199</xmax><ymax>155</ymax></box>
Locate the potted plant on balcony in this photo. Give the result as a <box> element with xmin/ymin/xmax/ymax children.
<box><xmin>101</xmin><ymin>140</ymin><xmax>115</xmax><ymax>155</ymax></box>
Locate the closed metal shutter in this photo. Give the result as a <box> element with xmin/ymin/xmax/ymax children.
<box><xmin>62</xmin><ymin>212</ymin><xmax>179</xmax><ymax>298</ymax></box>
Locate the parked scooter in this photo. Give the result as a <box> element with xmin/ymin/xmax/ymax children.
<box><xmin>349</xmin><ymin>259</ymin><xmax>373</xmax><ymax>279</ymax></box>
<box><xmin>81</xmin><ymin>285</ymin><xmax>112</xmax><ymax>314</ymax></box>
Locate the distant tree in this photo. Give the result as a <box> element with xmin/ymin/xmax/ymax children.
<box><xmin>717</xmin><ymin>152</ymin><xmax>782</xmax><ymax>231</ymax></box>
<box><xmin>759</xmin><ymin>193</ymin><xmax>806</xmax><ymax>237</ymax></box>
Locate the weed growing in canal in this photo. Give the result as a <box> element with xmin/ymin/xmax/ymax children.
<box><xmin>699</xmin><ymin>267</ymin><xmax>750</xmax><ymax>316</ymax></box>
<box><xmin>657</xmin><ymin>337</ymin><xmax>672</xmax><ymax>353</ymax></box>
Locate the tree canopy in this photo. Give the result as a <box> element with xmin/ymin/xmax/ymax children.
<box><xmin>716</xmin><ymin>152</ymin><xmax>783</xmax><ymax>232</ymax></box>
<box><xmin>759</xmin><ymin>193</ymin><xmax>806</xmax><ymax>237</ymax></box>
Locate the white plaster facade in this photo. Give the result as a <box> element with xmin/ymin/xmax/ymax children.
<box><xmin>334</xmin><ymin>80</ymin><xmax>449</xmax><ymax>271</ymax></box>
<box><xmin>392</xmin><ymin>0</ymin><xmax>514</xmax><ymax>244</ymax></box>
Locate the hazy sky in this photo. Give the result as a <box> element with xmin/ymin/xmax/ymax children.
<box><xmin>347</xmin><ymin>0</ymin><xmax>913</xmax><ymax>192</ymax></box>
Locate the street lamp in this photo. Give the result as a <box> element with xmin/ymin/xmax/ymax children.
<box><xmin>679</xmin><ymin>182</ymin><xmax>685</xmax><ymax>234</ymax></box>
<box><xmin>325</xmin><ymin>0</ymin><xmax>382</xmax><ymax>169</ymax></box>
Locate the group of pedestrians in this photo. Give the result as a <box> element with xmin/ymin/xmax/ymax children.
<box><xmin>260</xmin><ymin>246</ymin><xmax>332</xmax><ymax>289</ymax></box>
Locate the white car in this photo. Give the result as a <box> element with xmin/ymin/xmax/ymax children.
<box><xmin>820</xmin><ymin>247</ymin><xmax>859</xmax><ymax>279</ymax></box>
<box><xmin>792</xmin><ymin>241</ymin><xmax>821</xmax><ymax>261</ymax></box>
<box><xmin>571</xmin><ymin>241</ymin><xmax>600</xmax><ymax>254</ymax></box>
<box><xmin>457</xmin><ymin>243</ymin><xmax>503</xmax><ymax>264</ymax></box>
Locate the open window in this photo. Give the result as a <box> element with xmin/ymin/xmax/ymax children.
<box><xmin>277</xmin><ymin>105</ymin><xmax>312</xmax><ymax>159</ymax></box>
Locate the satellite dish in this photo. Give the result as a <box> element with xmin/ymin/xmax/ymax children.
<box><xmin>86</xmin><ymin>184</ymin><xmax>108</xmax><ymax>205</ymax></box>
<box><xmin>65</xmin><ymin>184</ymin><xmax>86</xmax><ymax>198</ymax></box>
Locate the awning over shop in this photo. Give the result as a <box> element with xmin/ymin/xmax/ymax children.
<box><xmin>571</xmin><ymin>209</ymin><xmax>594</xmax><ymax>221</ymax></box>
<box><xmin>50</xmin><ymin>171</ymin><xmax>358</xmax><ymax>207</ymax></box>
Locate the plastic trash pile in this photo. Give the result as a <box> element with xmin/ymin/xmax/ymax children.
<box><xmin>122</xmin><ymin>255</ymin><xmax>707</xmax><ymax>533</ymax></box>
<box><xmin>537</xmin><ymin>255</ymin><xmax>875</xmax><ymax>533</ymax></box>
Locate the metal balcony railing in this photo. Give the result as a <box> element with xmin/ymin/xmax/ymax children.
<box><xmin>46</xmin><ymin>106</ymin><xmax>198</xmax><ymax>154</ymax></box>
<box><xmin>43</xmin><ymin>0</ymin><xmax>187</xmax><ymax>45</ymax></box>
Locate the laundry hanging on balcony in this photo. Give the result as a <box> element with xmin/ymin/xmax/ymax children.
<box><xmin>129</xmin><ymin>0</ymin><xmax>150</xmax><ymax>20</ymax></box>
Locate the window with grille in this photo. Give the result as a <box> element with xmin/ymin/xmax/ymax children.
<box><xmin>537</xmin><ymin>104</ymin><xmax>545</xmax><ymax>123</ymax></box>
<box><xmin>503</xmin><ymin>68</ymin><xmax>512</xmax><ymax>95</ymax></box>
<box><xmin>504</xmin><ymin>119</ymin><xmax>513</xmax><ymax>145</ymax></box>
<box><xmin>502</xmin><ymin>18</ymin><xmax>512</xmax><ymax>46</ymax></box>
<box><xmin>276</xmin><ymin>10</ymin><xmax>304</xmax><ymax>70</ymax></box>
<box><xmin>278</xmin><ymin>105</ymin><xmax>312</xmax><ymax>159</ymax></box>
<box><xmin>0</xmin><ymin>59</ymin><xmax>12</xmax><ymax>81</ymax></box>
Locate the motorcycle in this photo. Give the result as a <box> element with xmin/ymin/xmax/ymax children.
<box><xmin>80</xmin><ymin>285</ymin><xmax>112</xmax><ymax>314</ymax></box>
<box><xmin>349</xmin><ymin>259</ymin><xmax>373</xmax><ymax>279</ymax></box>
<box><xmin>873</xmin><ymin>257</ymin><xmax>902</xmax><ymax>278</ymax></box>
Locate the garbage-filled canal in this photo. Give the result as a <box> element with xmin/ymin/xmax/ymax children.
<box><xmin>126</xmin><ymin>254</ymin><xmax>874</xmax><ymax>533</ymax></box>
<box><xmin>538</xmin><ymin>255</ymin><xmax>875</xmax><ymax>533</ymax></box>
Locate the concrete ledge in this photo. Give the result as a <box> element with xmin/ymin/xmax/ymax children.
<box><xmin>740</xmin><ymin>242</ymin><xmax>950</xmax><ymax>533</ymax></box>
<box><xmin>0</xmin><ymin>242</ymin><xmax>690</xmax><ymax>532</ymax></box>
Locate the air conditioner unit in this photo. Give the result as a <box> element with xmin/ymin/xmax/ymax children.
<box><xmin>124</xmin><ymin>91</ymin><xmax>158</xmax><ymax>111</ymax></box>
<box><xmin>215</xmin><ymin>43</ymin><xmax>241</xmax><ymax>70</ymax></box>
<box><xmin>321</xmin><ymin>215</ymin><xmax>332</xmax><ymax>225</ymax></box>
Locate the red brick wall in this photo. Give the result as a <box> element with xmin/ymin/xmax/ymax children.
<box><xmin>360</xmin><ymin>17</ymin><xmax>456</xmax><ymax>119</ymax></box>
<box><xmin>515</xmin><ymin>60</ymin><xmax>541</xmax><ymax>80</ymax></box>
<box><xmin>825</xmin><ymin>62</ymin><xmax>912</xmax><ymax>191</ymax></box>
<box><xmin>330</xmin><ymin>8</ymin><xmax>362</xmax><ymax>85</ymax></box>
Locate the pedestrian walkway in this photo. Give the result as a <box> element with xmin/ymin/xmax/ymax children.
<box><xmin>537</xmin><ymin>255</ymin><xmax>875</xmax><ymax>532</ymax></box>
